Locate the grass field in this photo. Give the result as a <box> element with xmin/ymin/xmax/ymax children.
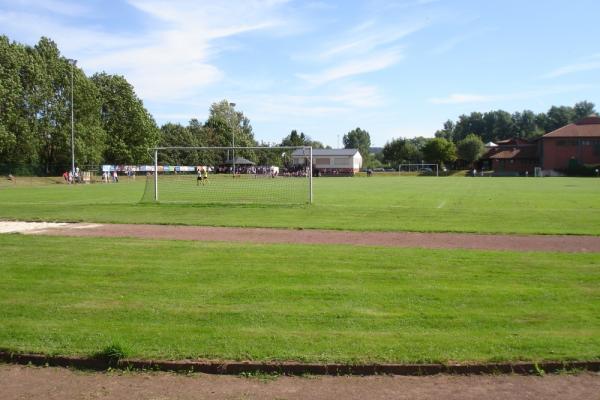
<box><xmin>1</xmin><ymin>234</ymin><xmax>599</xmax><ymax>363</ymax></box>
<box><xmin>0</xmin><ymin>176</ymin><xmax>599</xmax><ymax>235</ymax></box>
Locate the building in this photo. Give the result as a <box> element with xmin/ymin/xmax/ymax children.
<box><xmin>480</xmin><ymin>138</ymin><xmax>539</xmax><ymax>176</ymax></box>
<box><xmin>292</xmin><ymin>148</ymin><xmax>362</xmax><ymax>176</ymax></box>
<box><xmin>540</xmin><ymin>116</ymin><xmax>600</xmax><ymax>171</ymax></box>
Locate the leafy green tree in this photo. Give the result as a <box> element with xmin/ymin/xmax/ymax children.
<box><xmin>92</xmin><ymin>72</ymin><xmax>159</xmax><ymax>164</ymax></box>
<box><xmin>343</xmin><ymin>127</ymin><xmax>371</xmax><ymax>165</ymax></box>
<box><xmin>457</xmin><ymin>134</ymin><xmax>485</xmax><ymax>167</ymax></box>
<box><xmin>422</xmin><ymin>138</ymin><xmax>456</xmax><ymax>167</ymax></box>
<box><xmin>434</xmin><ymin>120</ymin><xmax>455</xmax><ymax>141</ymax></box>
<box><xmin>382</xmin><ymin>138</ymin><xmax>422</xmax><ymax>166</ymax></box>
<box><xmin>159</xmin><ymin>123</ymin><xmax>200</xmax><ymax>165</ymax></box>
<box><xmin>280</xmin><ymin>130</ymin><xmax>325</xmax><ymax>148</ymax></box>
<box><xmin>574</xmin><ymin>101</ymin><xmax>596</xmax><ymax>120</ymax></box>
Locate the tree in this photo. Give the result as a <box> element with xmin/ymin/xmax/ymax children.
<box><xmin>382</xmin><ymin>138</ymin><xmax>422</xmax><ymax>166</ymax></box>
<box><xmin>343</xmin><ymin>127</ymin><xmax>371</xmax><ymax>163</ymax></box>
<box><xmin>159</xmin><ymin>123</ymin><xmax>200</xmax><ymax>165</ymax></box>
<box><xmin>92</xmin><ymin>72</ymin><xmax>159</xmax><ymax>164</ymax></box>
<box><xmin>574</xmin><ymin>101</ymin><xmax>596</xmax><ymax>120</ymax></box>
<box><xmin>457</xmin><ymin>134</ymin><xmax>485</xmax><ymax>167</ymax></box>
<box><xmin>543</xmin><ymin>106</ymin><xmax>575</xmax><ymax>133</ymax></box>
<box><xmin>204</xmin><ymin>100</ymin><xmax>255</xmax><ymax>147</ymax></box>
<box><xmin>422</xmin><ymin>138</ymin><xmax>456</xmax><ymax>167</ymax></box>
<box><xmin>280</xmin><ymin>130</ymin><xmax>325</xmax><ymax>148</ymax></box>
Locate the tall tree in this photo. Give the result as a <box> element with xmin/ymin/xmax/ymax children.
<box><xmin>457</xmin><ymin>134</ymin><xmax>485</xmax><ymax>167</ymax></box>
<box><xmin>343</xmin><ymin>127</ymin><xmax>371</xmax><ymax>160</ymax></box>
<box><xmin>574</xmin><ymin>101</ymin><xmax>596</xmax><ymax>120</ymax></box>
<box><xmin>382</xmin><ymin>138</ymin><xmax>422</xmax><ymax>166</ymax></box>
<box><xmin>280</xmin><ymin>130</ymin><xmax>325</xmax><ymax>148</ymax></box>
<box><xmin>422</xmin><ymin>138</ymin><xmax>456</xmax><ymax>166</ymax></box>
<box><xmin>92</xmin><ymin>72</ymin><xmax>159</xmax><ymax>164</ymax></box>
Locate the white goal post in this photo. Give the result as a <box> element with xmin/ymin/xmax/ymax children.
<box><xmin>142</xmin><ymin>146</ymin><xmax>313</xmax><ymax>205</ymax></box>
<box><xmin>398</xmin><ymin>163</ymin><xmax>439</xmax><ymax>176</ymax></box>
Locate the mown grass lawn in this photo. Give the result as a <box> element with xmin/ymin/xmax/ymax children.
<box><xmin>0</xmin><ymin>176</ymin><xmax>599</xmax><ymax>235</ymax></box>
<box><xmin>1</xmin><ymin>234</ymin><xmax>599</xmax><ymax>363</ymax></box>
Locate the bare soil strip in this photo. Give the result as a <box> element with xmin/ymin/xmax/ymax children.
<box><xmin>12</xmin><ymin>221</ymin><xmax>600</xmax><ymax>252</ymax></box>
<box><xmin>2</xmin><ymin>364</ymin><xmax>599</xmax><ymax>400</ymax></box>
<box><xmin>2</xmin><ymin>350</ymin><xmax>600</xmax><ymax>377</ymax></box>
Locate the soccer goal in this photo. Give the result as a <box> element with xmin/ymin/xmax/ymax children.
<box><xmin>398</xmin><ymin>163</ymin><xmax>439</xmax><ymax>176</ymax></box>
<box><xmin>141</xmin><ymin>146</ymin><xmax>313</xmax><ymax>205</ymax></box>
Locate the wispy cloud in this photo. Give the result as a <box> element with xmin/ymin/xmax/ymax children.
<box><xmin>0</xmin><ymin>0</ymin><xmax>291</xmax><ymax>101</ymax></box>
<box><xmin>542</xmin><ymin>54</ymin><xmax>600</xmax><ymax>79</ymax></box>
<box><xmin>430</xmin><ymin>85</ymin><xmax>596</xmax><ymax>105</ymax></box>
<box><xmin>296</xmin><ymin>13</ymin><xmax>428</xmax><ymax>86</ymax></box>
<box><xmin>297</xmin><ymin>47</ymin><xmax>404</xmax><ymax>85</ymax></box>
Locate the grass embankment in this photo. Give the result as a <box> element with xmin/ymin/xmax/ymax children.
<box><xmin>1</xmin><ymin>234</ymin><xmax>599</xmax><ymax>363</ymax></box>
<box><xmin>1</xmin><ymin>176</ymin><xmax>599</xmax><ymax>235</ymax></box>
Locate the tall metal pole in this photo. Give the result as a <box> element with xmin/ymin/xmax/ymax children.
<box><xmin>154</xmin><ymin>149</ymin><xmax>158</xmax><ymax>201</ymax></box>
<box><xmin>309</xmin><ymin>146</ymin><xmax>313</xmax><ymax>204</ymax></box>
<box><xmin>229</xmin><ymin>102</ymin><xmax>236</xmax><ymax>177</ymax></box>
<box><xmin>68</xmin><ymin>59</ymin><xmax>77</xmax><ymax>180</ymax></box>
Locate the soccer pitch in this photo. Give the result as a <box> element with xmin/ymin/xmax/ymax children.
<box><xmin>1</xmin><ymin>234</ymin><xmax>599</xmax><ymax>363</ymax></box>
<box><xmin>0</xmin><ymin>176</ymin><xmax>599</xmax><ymax>235</ymax></box>
<box><xmin>1</xmin><ymin>176</ymin><xmax>600</xmax><ymax>365</ymax></box>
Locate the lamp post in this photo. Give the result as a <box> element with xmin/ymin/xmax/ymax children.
<box><xmin>67</xmin><ymin>59</ymin><xmax>77</xmax><ymax>181</ymax></box>
<box><xmin>229</xmin><ymin>102</ymin><xmax>236</xmax><ymax>176</ymax></box>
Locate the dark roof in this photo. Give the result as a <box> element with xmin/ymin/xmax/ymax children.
<box><xmin>495</xmin><ymin>138</ymin><xmax>532</xmax><ymax>145</ymax></box>
<box><xmin>488</xmin><ymin>146</ymin><xmax>538</xmax><ymax>160</ymax></box>
<box><xmin>291</xmin><ymin>148</ymin><xmax>361</xmax><ymax>157</ymax></box>
<box><xmin>543</xmin><ymin>116</ymin><xmax>600</xmax><ymax>138</ymax></box>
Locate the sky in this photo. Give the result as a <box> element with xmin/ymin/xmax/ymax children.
<box><xmin>1</xmin><ymin>0</ymin><xmax>599</xmax><ymax>147</ymax></box>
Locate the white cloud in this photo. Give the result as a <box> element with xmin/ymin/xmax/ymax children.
<box><xmin>297</xmin><ymin>47</ymin><xmax>404</xmax><ymax>85</ymax></box>
<box><xmin>0</xmin><ymin>1</ymin><xmax>291</xmax><ymax>101</ymax></box>
<box><xmin>429</xmin><ymin>85</ymin><xmax>596</xmax><ymax>105</ymax></box>
<box><xmin>429</xmin><ymin>93</ymin><xmax>493</xmax><ymax>104</ymax></box>
<box><xmin>542</xmin><ymin>59</ymin><xmax>600</xmax><ymax>79</ymax></box>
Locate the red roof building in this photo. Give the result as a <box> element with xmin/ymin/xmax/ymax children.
<box><xmin>541</xmin><ymin>116</ymin><xmax>600</xmax><ymax>170</ymax></box>
<box><xmin>481</xmin><ymin>138</ymin><xmax>539</xmax><ymax>175</ymax></box>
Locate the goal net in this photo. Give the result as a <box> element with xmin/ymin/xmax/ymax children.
<box><xmin>141</xmin><ymin>146</ymin><xmax>313</xmax><ymax>205</ymax></box>
<box><xmin>398</xmin><ymin>163</ymin><xmax>439</xmax><ymax>176</ymax></box>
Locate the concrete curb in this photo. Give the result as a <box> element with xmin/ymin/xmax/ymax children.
<box><xmin>1</xmin><ymin>351</ymin><xmax>599</xmax><ymax>376</ymax></box>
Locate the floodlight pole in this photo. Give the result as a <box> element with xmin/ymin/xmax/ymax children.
<box><xmin>154</xmin><ymin>149</ymin><xmax>158</xmax><ymax>201</ymax></box>
<box><xmin>68</xmin><ymin>58</ymin><xmax>77</xmax><ymax>180</ymax></box>
<box><xmin>309</xmin><ymin>146</ymin><xmax>313</xmax><ymax>204</ymax></box>
<box><xmin>230</xmin><ymin>102</ymin><xmax>236</xmax><ymax>177</ymax></box>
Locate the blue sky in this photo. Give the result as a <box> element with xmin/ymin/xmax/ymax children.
<box><xmin>1</xmin><ymin>0</ymin><xmax>599</xmax><ymax>146</ymax></box>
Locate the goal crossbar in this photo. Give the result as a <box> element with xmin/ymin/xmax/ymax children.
<box><xmin>147</xmin><ymin>146</ymin><xmax>313</xmax><ymax>205</ymax></box>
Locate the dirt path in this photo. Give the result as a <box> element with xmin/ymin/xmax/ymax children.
<box><xmin>2</xmin><ymin>365</ymin><xmax>599</xmax><ymax>400</ymax></box>
<box><xmin>3</xmin><ymin>221</ymin><xmax>598</xmax><ymax>252</ymax></box>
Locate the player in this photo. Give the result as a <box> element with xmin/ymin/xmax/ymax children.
<box><xmin>202</xmin><ymin>167</ymin><xmax>208</xmax><ymax>184</ymax></box>
<box><xmin>196</xmin><ymin>166</ymin><xmax>202</xmax><ymax>186</ymax></box>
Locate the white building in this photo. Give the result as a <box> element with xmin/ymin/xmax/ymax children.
<box><xmin>292</xmin><ymin>148</ymin><xmax>363</xmax><ymax>175</ymax></box>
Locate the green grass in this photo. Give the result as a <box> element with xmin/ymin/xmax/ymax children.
<box><xmin>1</xmin><ymin>176</ymin><xmax>599</xmax><ymax>234</ymax></box>
<box><xmin>1</xmin><ymin>234</ymin><xmax>599</xmax><ymax>363</ymax></box>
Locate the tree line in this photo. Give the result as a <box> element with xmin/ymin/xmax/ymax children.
<box><xmin>1</xmin><ymin>36</ymin><xmax>597</xmax><ymax>173</ymax></box>
<box><xmin>378</xmin><ymin>101</ymin><xmax>597</xmax><ymax>168</ymax></box>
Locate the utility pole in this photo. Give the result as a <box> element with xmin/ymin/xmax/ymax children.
<box><xmin>67</xmin><ymin>59</ymin><xmax>77</xmax><ymax>180</ymax></box>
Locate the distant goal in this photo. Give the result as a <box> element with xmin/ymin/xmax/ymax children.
<box><xmin>398</xmin><ymin>163</ymin><xmax>439</xmax><ymax>176</ymax></box>
<box><xmin>141</xmin><ymin>146</ymin><xmax>313</xmax><ymax>205</ymax></box>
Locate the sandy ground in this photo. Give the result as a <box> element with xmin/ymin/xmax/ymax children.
<box><xmin>1</xmin><ymin>220</ymin><xmax>598</xmax><ymax>252</ymax></box>
<box><xmin>2</xmin><ymin>365</ymin><xmax>600</xmax><ymax>400</ymax></box>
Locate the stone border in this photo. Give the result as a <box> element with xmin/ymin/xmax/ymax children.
<box><xmin>1</xmin><ymin>351</ymin><xmax>599</xmax><ymax>376</ymax></box>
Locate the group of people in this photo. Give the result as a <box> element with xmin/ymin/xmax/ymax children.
<box><xmin>101</xmin><ymin>170</ymin><xmax>119</xmax><ymax>183</ymax></box>
<box><xmin>62</xmin><ymin>167</ymin><xmax>81</xmax><ymax>184</ymax></box>
<box><xmin>196</xmin><ymin>167</ymin><xmax>209</xmax><ymax>185</ymax></box>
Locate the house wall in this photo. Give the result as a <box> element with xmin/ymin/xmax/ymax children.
<box><xmin>542</xmin><ymin>138</ymin><xmax>600</xmax><ymax>170</ymax></box>
<box><xmin>492</xmin><ymin>158</ymin><xmax>537</xmax><ymax>174</ymax></box>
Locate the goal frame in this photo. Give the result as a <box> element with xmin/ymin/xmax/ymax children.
<box><xmin>150</xmin><ymin>146</ymin><xmax>313</xmax><ymax>204</ymax></box>
<box><xmin>398</xmin><ymin>163</ymin><xmax>439</xmax><ymax>177</ymax></box>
